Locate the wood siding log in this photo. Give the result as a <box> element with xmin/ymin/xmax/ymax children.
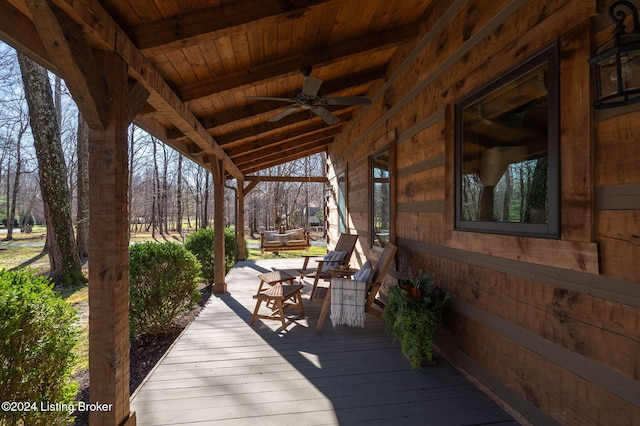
<box><xmin>327</xmin><ymin>4</ymin><xmax>637</xmax><ymax>422</ymax></box>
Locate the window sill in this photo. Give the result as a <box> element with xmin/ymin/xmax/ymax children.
<box><xmin>444</xmin><ymin>229</ymin><xmax>600</xmax><ymax>274</ymax></box>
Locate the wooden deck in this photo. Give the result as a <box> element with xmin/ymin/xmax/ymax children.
<box><xmin>130</xmin><ymin>259</ymin><xmax>518</xmax><ymax>425</ymax></box>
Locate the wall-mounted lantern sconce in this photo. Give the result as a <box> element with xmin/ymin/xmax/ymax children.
<box><xmin>589</xmin><ymin>0</ymin><xmax>640</xmax><ymax>108</ymax></box>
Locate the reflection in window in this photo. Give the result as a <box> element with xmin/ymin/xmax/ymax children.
<box><xmin>372</xmin><ymin>150</ymin><xmax>390</xmax><ymax>248</ymax></box>
<box><xmin>337</xmin><ymin>172</ymin><xmax>347</xmax><ymax>234</ymax></box>
<box><xmin>456</xmin><ymin>43</ymin><xmax>559</xmax><ymax>237</ymax></box>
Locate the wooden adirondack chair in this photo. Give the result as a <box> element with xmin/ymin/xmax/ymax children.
<box><xmin>297</xmin><ymin>233</ymin><xmax>359</xmax><ymax>301</ymax></box>
<box><xmin>316</xmin><ymin>242</ymin><xmax>397</xmax><ymax>333</ymax></box>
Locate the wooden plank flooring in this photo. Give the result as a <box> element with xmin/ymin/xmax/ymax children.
<box><xmin>130</xmin><ymin>259</ymin><xmax>518</xmax><ymax>425</ymax></box>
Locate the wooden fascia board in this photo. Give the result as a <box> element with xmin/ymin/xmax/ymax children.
<box><xmin>0</xmin><ymin>1</ymin><xmax>56</xmax><ymax>71</ymax></box>
<box><xmin>26</xmin><ymin>0</ymin><xmax>109</xmax><ymax>129</ymax></box>
<box><xmin>244</xmin><ymin>176</ymin><xmax>327</xmax><ymax>183</ymax></box>
<box><xmin>48</xmin><ymin>0</ymin><xmax>243</xmax><ymax>180</ymax></box>
<box><xmin>178</xmin><ymin>24</ymin><xmax>417</xmax><ymax>103</ymax></box>
<box><xmin>131</xmin><ymin>0</ymin><xmax>332</xmax><ymax>57</ymax></box>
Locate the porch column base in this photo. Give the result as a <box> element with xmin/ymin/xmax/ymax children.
<box><xmin>213</xmin><ymin>282</ymin><xmax>227</xmax><ymax>294</ymax></box>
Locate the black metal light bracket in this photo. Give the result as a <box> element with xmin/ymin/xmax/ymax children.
<box><xmin>589</xmin><ymin>0</ymin><xmax>640</xmax><ymax>108</ymax></box>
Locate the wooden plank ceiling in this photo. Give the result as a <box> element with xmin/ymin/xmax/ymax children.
<box><xmin>0</xmin><ymin>0</ymin><xmax>431</xmax><ymax>179</ymax></box>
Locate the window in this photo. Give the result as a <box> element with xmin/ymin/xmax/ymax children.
<box><xmin>455</xmin><ymin>42</ymin><xmax>559</xmax><ymax>237</ymax></box>
<box><xmin>337</xmin><ymin>171</ymin><xmax>347</xmax><ymax>233</ymax></box>
<box><xmin>371</xmin><ymin>149</ymin><xmax>391</xmax><ymax>248</ymax></box>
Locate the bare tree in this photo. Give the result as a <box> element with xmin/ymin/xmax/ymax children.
<box><xmin>17</xmin><ymin>52</ymin><xmax>84</xmax><ymax>286</ymax></box>
<box><xmin>4</xmin><ymin>119</ymin><xmax>28</xmax><ymax>240</ymax></box>
<box><xmin>202</xmin><ymin>171</ymin><xmax>210</xmax><ymax>228</ymax></box>
<box><xmin>176</xmin><ymin>154</ymin><xmax>183</xmax><ymax>234</ymax></box>
<box><xmin>76</xmin><ymin>111</ymin><xmax>89</xmax><ymax>258</ymax></box>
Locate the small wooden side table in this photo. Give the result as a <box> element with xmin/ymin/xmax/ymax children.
<box><xmin>251</xmin><ymin>271</ymin><xmax>304</xmax><ymax>330</ymax></box>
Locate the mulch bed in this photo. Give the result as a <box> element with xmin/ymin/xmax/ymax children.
<box><xmin>72</xmin><ymin>285</ymin><xmax>212</xmax><ymax>426</ymax></box>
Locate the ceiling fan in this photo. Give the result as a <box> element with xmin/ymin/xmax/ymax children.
<box><xmin>245</xmin><ymin>66</ymin><xmax>373</xmax><ymax>125</ymax></box>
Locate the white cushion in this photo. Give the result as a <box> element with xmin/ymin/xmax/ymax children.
<box><xmin>320</xmin><ymin>250</ymin><xmax>347</xmax><ymax>273</ymax></box>
<box><xmin>354</xmin><ymin>261</ymin><xmax>373</xmax><ymax>282</ymax></box>
<box><xmin>286</xmin><ymin>239</ymin><xmax>307</xmax><ymax>246</ymax></box>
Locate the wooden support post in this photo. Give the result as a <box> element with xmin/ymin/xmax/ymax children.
<box><xmin>87</xmin><ymin>51</ymin><xmax>135</xmax><ymax>426</ymax></box>
<box><xmin>212</xmin><ymin>159</ymin><xmax>227</xmax><ymax>293</ymax></box>
<box><xmin>237</xmin><ymin>178</ymin><xmax>246</xmax><ymax>261</ymax></box>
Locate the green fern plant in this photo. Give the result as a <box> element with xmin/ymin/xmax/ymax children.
<box><xmin>383</xmin><ymin>270</ymin><xmax>450</xmax><ymax>369</ymax></box>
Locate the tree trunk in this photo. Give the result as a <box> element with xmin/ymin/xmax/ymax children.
<box><xmin>4</xmin><ymin>157</ymin><xmax>10</xmax><ymax>234</ymax></box>
<box><xmin>128</xmin><ymin>126</ymin><xmax>136</xmax><ymax>233</ymax></box>
<box><xmin>162</xmin><ymin>144</ymin><xmax>168</xmax><ymax>232</ymax></box>
<box><xmin>176</xmin><ymin>155</ymin><xmax>183</xmax><ymax>234</ymax></box>
<box><xmin>153</xmin><ymin>138</ymin><xmax>162</xmax><ymax>236</ymax></box>
<box><xmin>203</xmin><ymin>172</ymin><xmax>210</xmax><ymax>228</ymax></box>
<box><xmin>152</xmin><ymin>137</ymin><xmax>159</xmax><ymax>237</ymax></box>
<box><xmin>6</xmin><ymin>133</ymin><xmax>21</xmax><ymax>240</ymax></box>
<box><xmin>76</xmin><ymin>111</ymin><xmax>89</xmax><ymax>258</ymax></box>
<box><xmin>17</xmin><ymin>53</ymin><xmax>84</xmax><ymax>286</ymax></box>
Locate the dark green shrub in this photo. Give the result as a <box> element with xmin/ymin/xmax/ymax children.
<box><xmin>1</xmin><ymin>218</ymin><xmax>19</xmax><ymax>227</ymax></box>
<box><xmin>184</xmin><ymin>228</ymin><xmax>216</xmax><ymax>285</ymax></box>
<box><xmin>0</xmin><ymin>269</ymin><xmax>79</xmax><ymax>425</ymax></box>
<box><xmin>129</xmin><ymin>242</ymin><xmax>201</xmax><ymax>336</ymax></box>
<box><xmin>184</xmin><ymin>228</ymin><xmax>244</xmax><ymax>284</ymax></box>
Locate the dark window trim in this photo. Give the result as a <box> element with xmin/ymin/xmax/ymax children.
<box><xmin>454</xmin><ymin>40</ymin><xmax>560</xmax><ymax>238</ymax></box>
<box><xmin>370</xmin><ymin>144</ymin><xmax>394</xmax><ymax>250</ymax></box>
<box><xmin>337</xmin><ymin>169</ymin><xmax>348</xmax><ymax>234</ymax></box>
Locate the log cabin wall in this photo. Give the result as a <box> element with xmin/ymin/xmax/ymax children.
<box><xmin>326</xmin><ymin>1</ymin><xmax>640</xmax><ymax>425</ymax></box>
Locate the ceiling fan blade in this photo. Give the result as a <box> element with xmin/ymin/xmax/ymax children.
<box><xmin>311</xmin><ymin>106</ymin><xmax>340</xmax><ymax>125</ymax></box>
<box><xmin>268</xmin><ymin>106</ymin><xmax>300</xmax><ymax>122</ymax></box>
<box><xmin>322</xmin><ymin>96</ymin><xmax>373</xmax><ymax>106</ymax></box>
<box><xmin>245</xmin><ymin>96</ymin><xmax>296</xmax><ymax>103</ymax></box>
<box><xmin>302</xmin><ymin>76</ymin><xmax>323</xmax><ymax>97</ymax></box>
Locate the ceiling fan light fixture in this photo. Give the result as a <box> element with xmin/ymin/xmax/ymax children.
<box><xmin>300</xmin><ymin>65</ymin><xmax>313</xmax><ymax>77</ymax></box>
<box><xmin>245</xmin><ymin>67</ymin><xmax>373</xmax><ymax>125</ymax></box>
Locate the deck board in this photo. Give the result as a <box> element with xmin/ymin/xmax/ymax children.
<box><xmin>131</xmin><ymin>259</ymin><xmax>517</xmax><ymax>425</ymax></box>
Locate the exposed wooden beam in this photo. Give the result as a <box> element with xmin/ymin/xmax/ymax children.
<box><xmin>232</xmin><ymin>133</ymin><xmax>337</xmax><ymax>166</ymax></box>
<box><xmin>167</xmin><ymin>104</ymin><xmax>348</xmax><ymax>141</ymax></box>
<box><xmin>225</xmin><ymin>121</ymin><xmax>345</xmax><ymax>157</ymax></box>
<box><xmin>217</xmin><ymin>109</ymin><xmax>352</xmax><ymax>147</ymax></box>
<box><xmin>177</xmin><ymin>24</ymin><xmax>417</xmax><ymax>102</ymax></box>
<box><xmin>127</xmin><ymin>80</ymin><xmax>150</xmax><ymax>122</ymax></box>
<box><xmin>195</xmin><ymin>65</ymin><xmax>386</xmax><ymax>129</ymax></box>
<box><xmin>242</xmin><ymin>180</ymin><xmax>259</xmax><ymax>197</ymax></box>
<box><xmin>48</xmin><ymin>0</ymin><xmax>244</xmax><ymax>180</ymax></box>
<box><xmin>26</xmin><ymin>0</ymin><xmax>108</xmax><ymax>129</ymax></box>
<box><xmin>0</xmin><ymin>1</ymin><xmax>56</xmax><ymax>71</ymax></box>
<box><xmin>241</xmin><ymin>145</ymin><xmax>328</xmax><ymax>175</ymax></box>
<box><xmin>244</xmin><ymin>176</ymin><xmax>327</xmax><ymax>183</ymax></box>
<box><xmin>130</xmin><ymin>0</ymin><xmax>332</xmax><ymax>57</ymax></box>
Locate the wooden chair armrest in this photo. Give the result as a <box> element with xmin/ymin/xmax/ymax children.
<box><xmin>301</xmin><ymin>255</ymin><xmax>321</xmax><ymax>269</ymax></box>
<box><xmin>330</xmin><ymin>268</ymin><xmax>357</xmax><ymax>279</ymax></box>
<box><xmin>365</xmin><ymin>282</ymin><xmax>381</xmax><ymax>305</ymax></box>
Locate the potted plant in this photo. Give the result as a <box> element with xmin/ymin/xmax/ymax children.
<box><xmin>383</xmin><ymin>270</ymin><xmax>450</xmax><ymax>369</ymax></box>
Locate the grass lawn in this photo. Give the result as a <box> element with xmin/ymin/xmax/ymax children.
<box><xmin>0</xmin><ymin>226</ymin><xmax>49</xmax><ymax>273</ymax></box>
<box><xmin>2</xmin><ymin>226</ymin><xmax>327</xmax><ymax>384</ymax></box>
